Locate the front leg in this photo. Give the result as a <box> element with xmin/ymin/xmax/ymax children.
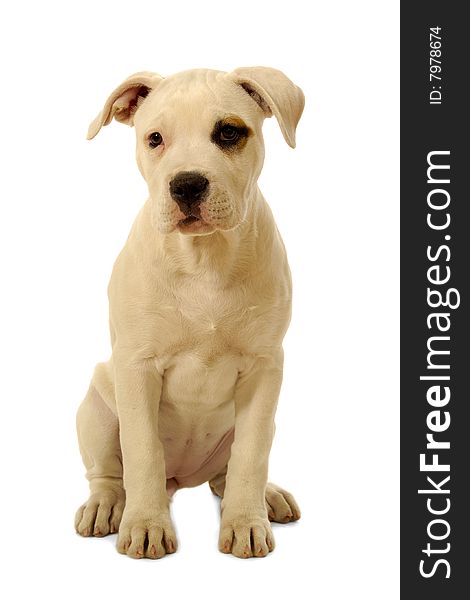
<box><xmin>114</xmin><ymin>351</ymin><xmax>177</xmax><ymax>559</ymax></box>
<box><xmin>219</xmin><ymin>350</ymin><xmax>284</xmax><ymax>558</ymax></box>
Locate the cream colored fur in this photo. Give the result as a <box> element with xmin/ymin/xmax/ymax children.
<box><xmin>75</xmin><ymin>67</ymin><xmax>304</xmax><ymax>559</ymax></box>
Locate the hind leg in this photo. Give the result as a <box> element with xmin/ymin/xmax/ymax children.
<box><xmin>75</xmin><ymin>372</ymin><xmax>125</xmax><ymax>537</ymax></box>
<box><xmin>209</xmin><ymin>468</ymin><xmax>301</xmax><ymax>524</ymax></box>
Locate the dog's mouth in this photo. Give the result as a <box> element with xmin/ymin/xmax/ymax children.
<box><xmin>179</xmin><ymin>215</ymin><xmax>201</xmax><ymax>226</ymax></box>
<box><xmin>176</xmin><ymin>213</ymin><xmax>210</xmax><ymax>233</ymax></box>
<box><xmin>176</xmin><ymin>210</ymin><xmax>216</xmax><ymax>235</ymax></box>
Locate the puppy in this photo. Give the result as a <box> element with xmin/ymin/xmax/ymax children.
<box><xmin>75</xmin><ymin>67</ymin><xmax>304</xmax><ymax>559</ymax></box>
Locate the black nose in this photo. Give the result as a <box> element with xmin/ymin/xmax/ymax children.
<box><xmin>169</xmin><ymin>171</ymin><xmax>209</xmax><ymax>213</ymax></box>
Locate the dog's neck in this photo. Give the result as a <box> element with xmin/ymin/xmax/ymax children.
<box><xmin>156</xmin><ymin>191</ymin><xmax>267</xmax><ymax>288</ymax></box>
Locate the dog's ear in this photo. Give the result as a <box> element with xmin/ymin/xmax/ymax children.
<box><xmin>229</xmin><ymin>67</ymin><xmax>304</xmax><ymax>148</ymax></box>
<box><xmin>87</xmin><ymin>71</ymin><xmax>163</xmax><ymax>140</ymax></box>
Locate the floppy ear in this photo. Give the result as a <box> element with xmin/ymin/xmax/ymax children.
<box><xmin>87</xmin><ymin>71</ymin><xmax>163</xmax><ymax>140</ymax></box>
<box><xmin>229</xmin><ymin>67</ymin><xmax>304</xmax><ymax>148</ymax></box>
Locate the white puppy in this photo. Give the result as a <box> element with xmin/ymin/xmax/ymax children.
<box><xmin>75</xmin><ymin>67</ymin><xmax>304</xmax><ymax>559</ymax></box>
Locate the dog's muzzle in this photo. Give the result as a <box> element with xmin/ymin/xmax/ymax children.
<box><xmin>169</xmin><ymin>171</ymin><xmax>209</xmax><ymax>216</ymax></box>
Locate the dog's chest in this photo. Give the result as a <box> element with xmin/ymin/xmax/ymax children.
<box><xmin>153</xmin><ymin>290</ymin><xmax>242</xmax><ymax>482</ymax></box>
<box><xmin>152</xmin><ymin>283</ymin><xmax>269</xmax><ymax>410</ymax></box>
<box><xmin>154</xmin><ymin>283</ymin><xmax>264</xmax><ymax>366</ymax></box>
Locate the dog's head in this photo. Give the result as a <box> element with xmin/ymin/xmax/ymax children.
<box><xmin>88</xmin><ymin>68</ymin><xmax>304</xmax><ymax>236</ymax></box>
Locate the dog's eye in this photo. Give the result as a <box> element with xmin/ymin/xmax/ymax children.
<box><xmin>219</xmin><ymin>125</ymin><xmax>239</xmax><ymax>142</ymax></box>
<box><xmin>149</xmin><ymin>132</ymin><xmax>163</xmax><ymax>148</ymax></box>
<box><xmin>211</xmin><ymin>119</ymin><xmax>250</xmax><ymax>152</ymax></box>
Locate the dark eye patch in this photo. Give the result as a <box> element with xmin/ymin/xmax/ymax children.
<box><xmin>211</xmin><ymin>118</ymin><xmax>251</xmax><ymax>153</ymax></box>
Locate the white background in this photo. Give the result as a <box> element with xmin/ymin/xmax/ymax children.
<box><xmin>0</xmin><ymin>1</ymin><xmax>399</xmax><ymax>598</ymax></box>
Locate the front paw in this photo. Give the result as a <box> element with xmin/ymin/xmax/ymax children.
<box><xmin>219</xmin><ymin>511</ymin><xmax>275</xmax><ymax>558</ymax></box>
<box><xmin>117</xmin><ymin>508</ymin><xmax>177</xmax><ymax>559</ymax></box>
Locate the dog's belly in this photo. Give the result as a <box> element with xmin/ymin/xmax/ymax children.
<box><xmin>157</xmin><ymin>350</ymin><xmax>239</xmax><ymax>487</ymax></box>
